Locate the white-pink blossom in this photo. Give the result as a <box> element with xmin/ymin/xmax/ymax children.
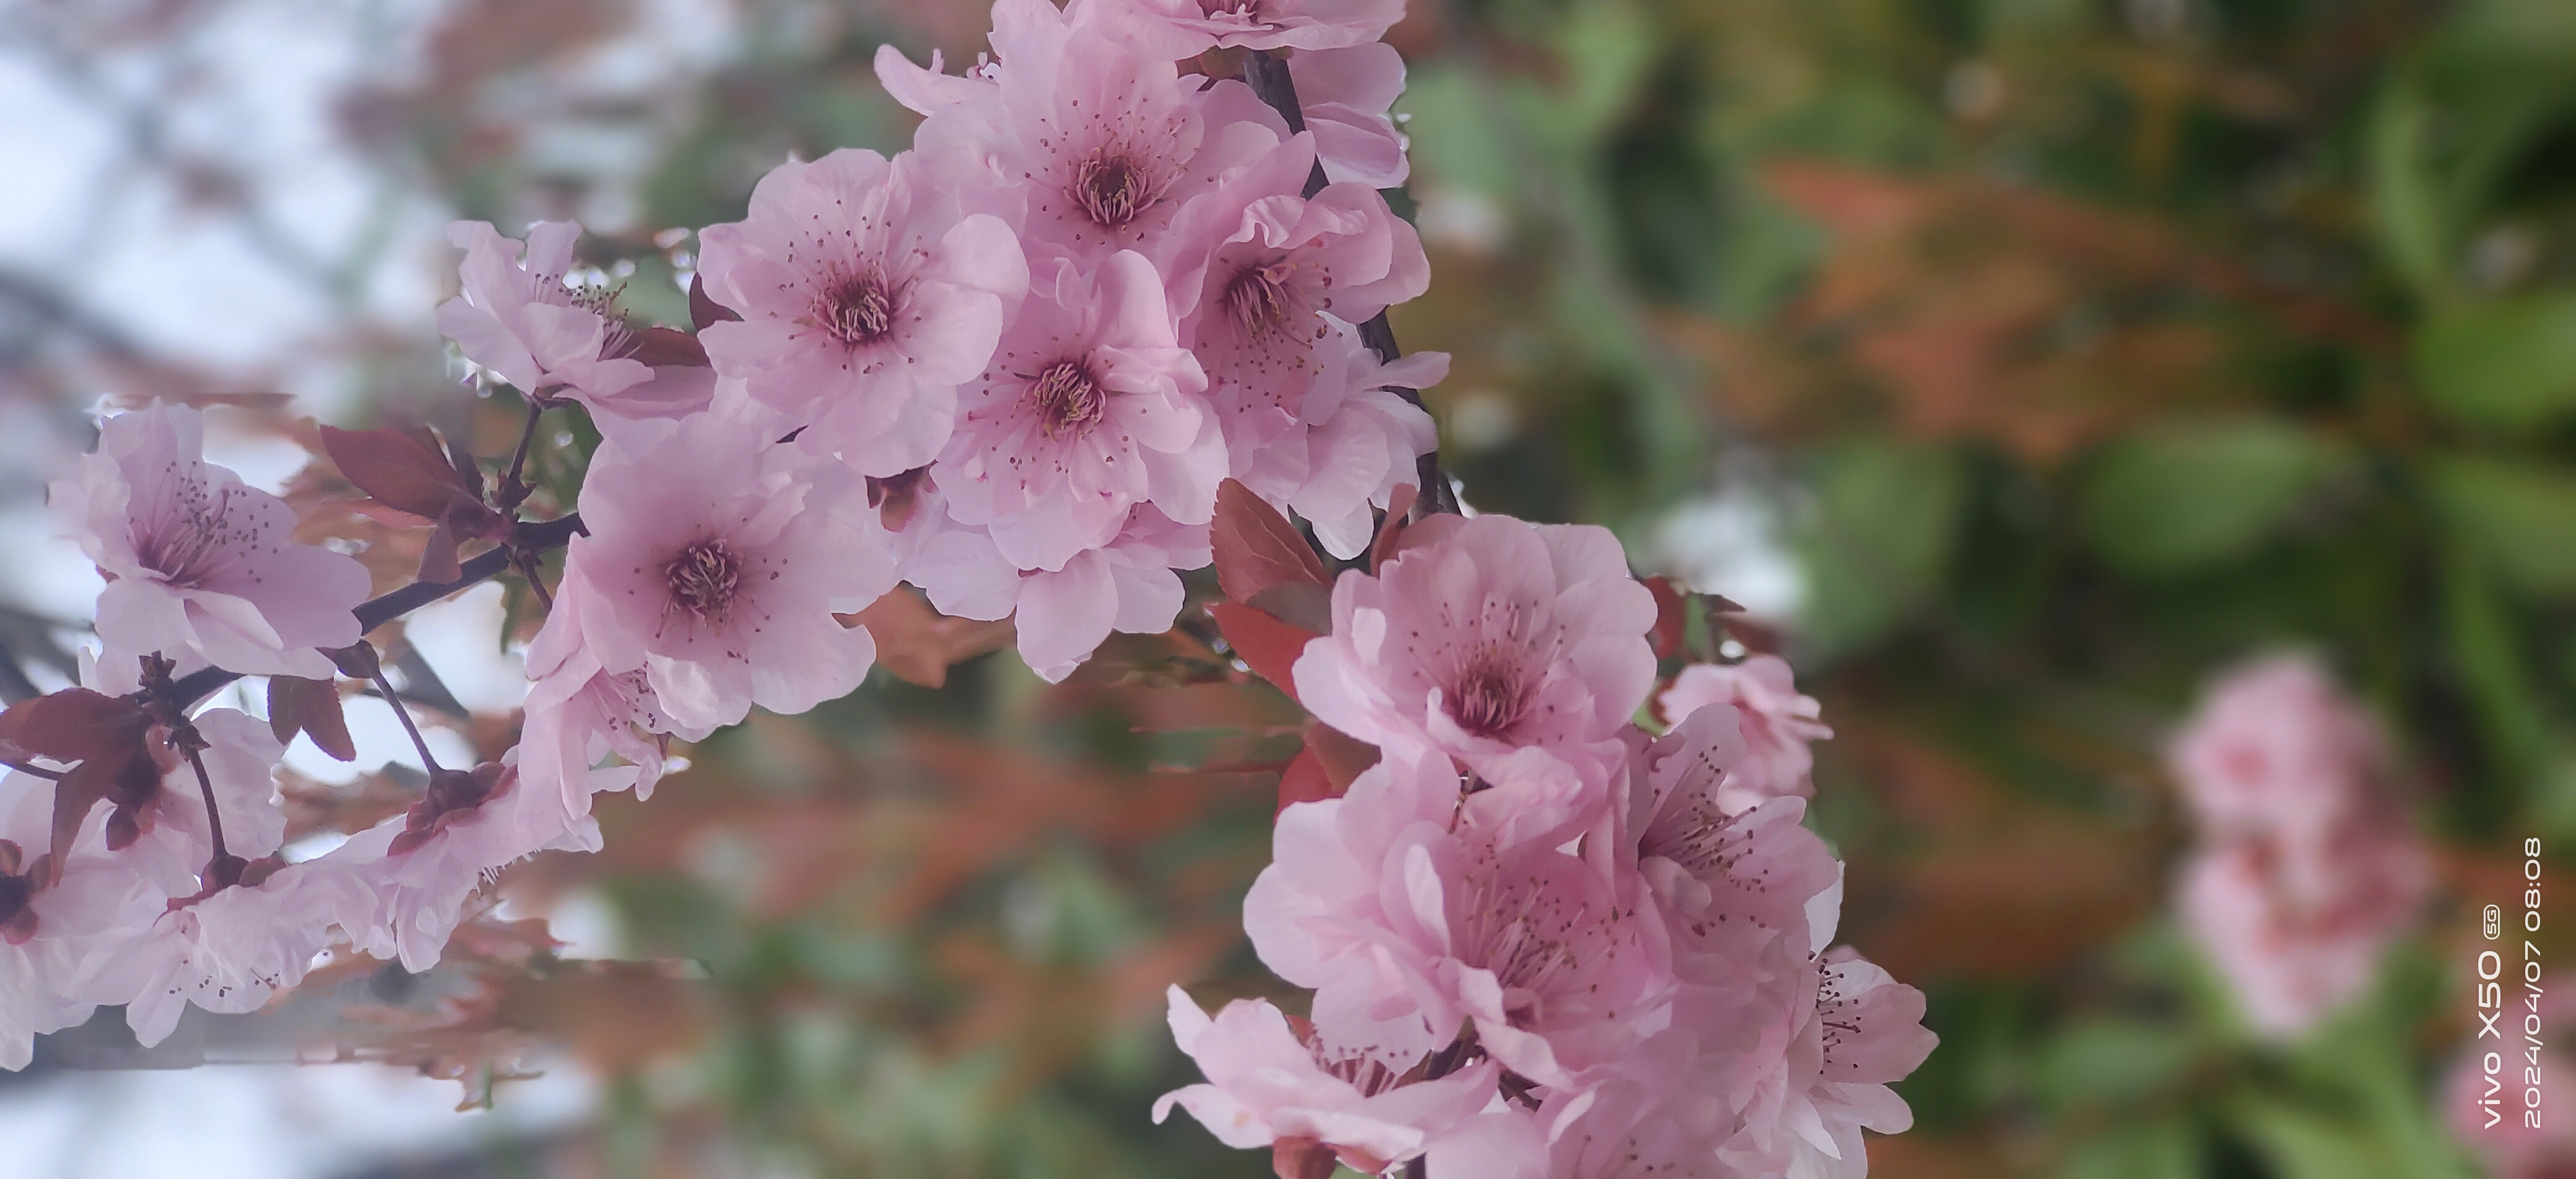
<box><xmin>55</xmin><ymin>405</ymin><xmax>370</xmax><ymax>681</ymax></box>
<box><xmin>1290</xmin><ymin>43</ymin><xmax>1411</xmax><ymax>188</ymax></box>
<box><xmin>2177</xmin><ymin>825</ymin><xmax>2427</xmax><ymax>1040</ymax></box>
<box><xmin>566</xmin><ymin>403</ymin><xmax>897</xmax><ymax>734</ymax></box>
<box><xmin>438</xmin><ymin>221</ymin><xmax>715</xmax><ymax>420</ymax></box>
<box><xmin>1154</xmin><ymin>986</ymin><xmax>1500</xmax><ymax>1174</ymax></box>
<box><xmin>695</xmin><ymin>148</ymin><xmax>1028</xmax><ymax>476</ymax></box>
<box><xmin>1721</xmin><ymin>944</ymin><xmax>1937</xmax><ymax>1179</ymax></box>
<box><xmin>1659</xmin><ymin>655</ymin><xmax>1832</xmax><ymax>812</ymax></box>
<box><xmin>936</xmin><ymin>251</ymin><xmax>1221</xmax><ymax>571</ymax></box>
<box><xmin>1293</xmin><ymin>513</ymin><xmax>1658</xmax><ymax>782</ymax></box>
<box><xmin>111</xmin><ymin>861</ymin><xmax>368</xmax><ymax>1047</ymax></box>
<box><xmin>1235</xmin><ymin>315</ymin><xmax>1440</xmax><ymax>559</ymax></box>
<box><xmin>905</xmin><ymin>499</ymin><xmax>1208</xmax><ymax>682</ymax></box>
<box><xmin>2167</xmin><ymin>652</ymin><xmax>2383</xmax><ymax>854</ymax></box>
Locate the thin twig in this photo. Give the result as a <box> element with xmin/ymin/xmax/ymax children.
<box><xmin>3</xmin><ymin>760</ymin><xmax>66</xmax><ymax>782</ymax></box>
<box><xmin>182</xmin><ymin>744</ymin><xmax>228</xmax><ymax>866</ymax></box>
<box><xmin>372</xmin><ymin>671</ymin><xmax>442</xmax><ymax>774</ymax></box>
<box><xmin>498</xmin><ymin>398</ymin><xmax>548</xmax><ymax>508</ymax></box>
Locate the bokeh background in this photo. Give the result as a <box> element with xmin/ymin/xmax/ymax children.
<box><xmin>5</xmin><ymin>0</ymin><xmax>2575</xmax><ymax>1175</ymax></box>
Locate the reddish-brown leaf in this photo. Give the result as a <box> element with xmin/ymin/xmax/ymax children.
<box><xmin>851</xmin><ymin>589</ymin><xmax>1014</xmax><ymax>689</ymax></box>
<box><xmin>418</xmin><ymin>518</ymin><xmax>464</xmax><ymax>583</ymax></box>
<box><xmin>624</xmin><ymin>326</ymin><xmax>708</xmax><ymax>368</ymax></box>
<box><xmin>1644</xmin><ymin>575</ymin><xmax>1688</xmax><ymax>660</ymax></box>
<box><xmin>0</xmin><ymin>689</ymin><xmax>148</xmax><ymax>764</ymax></box>
<box><xmin>1276</xmin><ymin>748</ymin><xmax>1335</xmax><ymax>814</ymax></box>
<box><xmin>689</xmin><ymin>271</ymin><xmax>740</xmax><ymax>331</ymax></box>
<box><xmin>292</xmin><ymin>677</ymin><xmax>356</xmax><ymax>762</ymax></box>
<box><xmin>1212</xmin><ymin>478</ymin><xmax>1329</xmax><ymax>606</ymax></box>
<box><xmin>318</xmin><ymin>425</ymin><xmax>498</xmax><ymax>535</ymax></box>
<box><xmin>1368</xmin><ymin>483</ymin><xmax>1417</xmax><ymax>573</ymax></box>
<box><xmin>1209</xmin><ymin>601</ymin><xmax>1320</xmax><ymax>701</ymax></box>
<box><xmin>1273</xmin><ymin>1138</ymin><xmax>1338</xmax><ymax>1179</ymax></box>
<box><xmin>1303</xmin><ymin>722</ymin><xmax>1379</xmax><ymax>791</ymax></box>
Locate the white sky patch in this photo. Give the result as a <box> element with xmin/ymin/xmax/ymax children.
<box><xmin>403</xmin><ymin>581</ymin><xmax>531</xmax><ymax>715</ymax></box>
<box><xmin>1650</xmin><ymin>485</ymin><xmax>1806</xmax><ymax>622</ymax></box>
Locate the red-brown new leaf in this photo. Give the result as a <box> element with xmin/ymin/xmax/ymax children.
<box><xmin>319</xmin><ymin>425</ymin><xmax>502</xmax><ymax>540</ymax></box>
<box><xmin>1212</xmin><ymin>478</ymin><xmax>1330</xmax><ymax>606</ymax></box>
<box><xmin>1367</xmin><ymin>483</ymin><xmax>1417</xmax><ymax>573</ymax></box>
<box><xmin>1209</xmin><ymin>601</ymin><xmax>1319</xmax><ymax>702</ymax></box>
<box><xmin>624</xmin><ymin>326</ymin><xmax>709</xmax><ymax>367</ymax></box>
<box><xmin>0</xmin><ymin>690</ymin><xmax>159</xmax><ymax>882</ymax></box>
<box><xmin>1644</xmin><ymin>575</ymin><xmax>1689</xmax><ymax>661</ymax></box>
<box><xmin>688</xmin><ymin>272</ymin><xmax>741</xmax><ymax>331</ymax></box>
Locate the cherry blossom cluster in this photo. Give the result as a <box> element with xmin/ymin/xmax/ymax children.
<box><xmin>2166</xmin><ymin>653</ymin><xmax>2428</xmax><ymax>1040</ymax></box>
<box><xmin>1158</xmin><ymin>509</ymin><xmax>1934</xmax><ymax>1178</ymax></box>
<box><xmin>0</xmin><ymin>7</ymin><xmax>1938</xmax><ymax>1168</ymax></box>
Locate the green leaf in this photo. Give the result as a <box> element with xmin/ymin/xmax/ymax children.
<box><xmin>2232</xmin><ymin>1101</ymin><xmax>2408</xmax><ymax>1179</ymax></box>
<box><xmin>2036</xmin><ymin>1018</ymin><xmax>2198</xmax><ymax>1111</ymax></box>
<box><xmin>2431</xmin><ymin>455</ymin><xmax>2576</xmax><ymax>596</ymax></box>
<box><xmin>2366</xmin><ymin>75</ymin><xmax>2452</xmax><ymax>303</ymax></box>
<box><xmin>2060</xmin><ymin>1120</ymin><xmax>2198</xmax><ymax>1179</ymax></box>
<box><xmin>2079</xmin><ymin>421</ymin><xmax>2336</xmax><ymax>574</ymax></box>
<box><xmin>1796</xmin><ymin>440</ymin><xmax>1964</xmax><ymax>656</ymax></box>
<box><xmin>2414</xmin><ymin>294</ymin><xmax>2576</xmax><ymax>429</ymax></box>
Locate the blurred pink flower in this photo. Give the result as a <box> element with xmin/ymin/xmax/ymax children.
<box><xmin>1293</xmin><ymin>513</ymin><xmax>1658</xmax><ymax>783</ymax></box>
<box><xmin>2177</xmin><ymin>824</ymin><xmax>2427</xmax><ymax>1040</ymax></box>
<box><xmin>55</xmin><ymin>404</ymin><xmax>370</xmax><ymax>681</ymax></box>
<box><xmin>1096</xmin><ymin>0</ymin><xmax>1408</xmax><ymax>54</ymax></box>
<box><xmin>1154</xmin><ymin>985</ymin><xmax>1500</xmax><ymax>1174</ymax></box>
<box><xmin>566</xmin><ymin>404</ymin><xmax>895</xmax><ymax>734</ymax></box>
<box><xmin>2444</xmin><ymin>986</ymin><xmax>2576</xmax><ymax>1179</ymax></box>
<box><xmin>1165</xmin><ymin>141</ymin><xmax>1430</xmax><ymax>451</ymax></box>
<box><xmin>1659</xmin><ymin>655</ymin><xmax>1832</xmax><ymax>812</ymax></box>
<box><xmin>2168</xmin><ymin>652</ymin><xmax>2383</xmax><ymax>854</ymax></box>
<box><xmin>937</xmin><ymin>252</ymin><xmax>1220</xmax><ymax>571</ymax></box>
<box><xmin>695</xmin><ymin>149</ymin><xmax>1027</xmax><ymax>476</ymax></box>
<box><xmin>437</xmin><ymin>222</ymin><xmax>713</xmax><ymax>420</ymax></box>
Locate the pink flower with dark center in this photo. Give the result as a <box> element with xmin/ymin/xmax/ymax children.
<box><xmin>879</xmin><ymin>1</ymin><xmax>1290</xmax><ymax>266</ymax></box>
<box><xmin>565</xmin><ymin>404</ymin><xmax>896</xmax><ymax>733</ymax></box>
<box><xmin>1096</xmin><ymin>0</ymin><xmax>1408</xmax><ymax>54</ymax></box>
<box><xmin>438</xmin><ymin>222</ymin><xmax>714</xmax><ymax>420</ymax></box>
<box><xmin>1294</xmin><ymin>513</ymin><xmax>1657</xmax><ymax>782</ymax></box>
<box><xmin>695</xmin><ymin>149</ymin><xmax>1027</xmax><ymax>476</ymax></box>
<box><xmin>1660</xmin><ymin>655</ymin><xmax>1832</xmax><ymax>813</ymax></box>
<box><xmin>54</xmin><ymin>405</ymin><xmax>370</xmax><ymax>681</ymax></box>
<box><xmin>1154</xmin><ymin>986</ymin><xmax>1500</xmax><ymax>1174</ymax></box>
<box><xmin>936</xmin><ymin>251</ymin><xmax>1221</xmax><ymax>572</ymax></box>
<box><xmin>1164</xmin><ymin>139</ymin><xmax>1430</xmax><ymax>451</ymax></box>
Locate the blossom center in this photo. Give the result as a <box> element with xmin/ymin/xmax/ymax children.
<box><xmin>815</xmin><ymin>274</ymin><xmax>896</xmax><ymax>346</ymax></box>
<box><xmin>1445</xmin><ymin>649</ymin><xmax>1533</xmax><ymax>741</ymax></box>
<box><xmin>664</xmin><ymin>539</ymin><xmax>743</xmax><ymax>620</ymax></box>
<box><xmin>1222</xmin><ymin>259</ymin><xmax>1299</xmax><ymax>339</ymax></box>
<box><xmin>134</xmin><ymin>477</ymin><xmax>247</xmax><ymax>588</ymax></box>
<box><xmin>1456</xmin><ymin>874</ymin><xmax>1586</xmax><ymax>1019</ymax></box>
<box><xmin>1027</xmin><ymin>360</ymin><xmax>1108</xmax><ymax>438</ymax></box>
<box><xmin>1072</xmin><ymin>153</ymin><xmax>1155</xmax><ymax>230</ymax></box>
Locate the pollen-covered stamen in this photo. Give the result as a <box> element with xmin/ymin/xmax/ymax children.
<box><xmin>1027</xmin><ymin>359</ymin><xmax>1109</xmax><ymax>438</ymax></box>
<box><xmin>567</xmin><ymin>282</ymin><xmax>640</xmax><ymax>359</ymax></box>
<box><xmin>1445</xmin><ymin>646</ymin><xmax>1534</xmax><ymax>741</ymax></box>
<box><xmin>1638</xmin><ymin>790</ymin><xmax>1742</xmax><ymax>880</ymax></box>
<box><xmin>134</xmin><ymin>475</ymin><xmax>252</xmax><ymax>588</ymax></box>
<box><xmin>1222</xmin><ymin>258</ymin><xmax>1300</xmax><ymax>339</ymax></box>
<box><xmin>1454</xmin><ymin>865</ymin><xmax>1591</xmax><ymax>1024</ymax></box>
<box><xmin>1072</xmin><ymin>152</ymin><xmax>1157</xmax><ymax>230</ymax></box>
<box><xmin>815</xmin><ymin>274</ymin><xmax>897</xmax><ymax>346</ymax></box>
<box><xmin>664</xmin><ymin>539</ymin><xmax>744</xmax><ymax>621</ymax></box>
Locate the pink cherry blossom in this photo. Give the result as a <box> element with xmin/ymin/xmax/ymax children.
<box><xmin>1234</xmin><ymin>315</ymin><xmax>1440</xmax><ymax>559</ymax></box>
<box><xmin>1294</xmin><ymin>513</ymin><xmax>1658</xmax><ymax>782</ymax></box>
<box><xmin>1154</xmin><ymin>985</ymin><xmax>1500</xmax><ymax>1174</ymax></box>
<box><xmin>936</xmin><ymin>251</ymin><xmax>1221</xmax><ymax>571</ymax></box>
<box><xmin>1621</xmin><ymin>707</ymin><xmax>1841</xmax><ymax>985</ymax></box>
<box><xmin>437</xmin><ymin>222</ymin><xmax>715</xmax><ymax>420</ymax></box>
<box><xmin>121</xmin><ymin>708</ymin><xmax>290</xmax><ymax>898</ymax></box>
<box><xmin>565</xmin><ymin>404</ymin><xmax>897</xmax><ymax>734</ymax></box>
<box><xmin>695</xmin><ymin>149</ymin><xmax>1028</xmax><ymax>476</ymax></box>
<box><xmin>1289</xmin><ymin>43</ymin><xmax>1411</xmax><ymax>188</ymax></box>
<box><xmin>879</xmin><ymin>1</ymin><xmax>1290</xmax><ymax>266</ymax></box>
<box><xmin>2177</xmin><ymin>821</ymin><xmax>2427</xmax><ymax>1040</ymax></box>
<box><xmin>0</xmin><ymin>781</ymin><xmax>168</xmax><ymax>1068</ymax></box>
<box><xmin>1660</xmin><ymin>655</ymin><xmax>1832</xmax><ymax>813</ymax></box>
<box><xmin>904</xmin><ymin>499</ymin><xmax>1208</xmax><ymax>682</ymax></box>
<box><xmin>1095</xmin><ymin>0</ymin><xmax>1409</xmax><ymax>54</ymax></box>
<box><xmin>112</xmin><ymin>860</ymin><xmax>369</xmax><ymax>1047</ymax></box>
<box><xmin>54</xmin><ymin>404</ymin><xmax>370</xmax><ymax>681</ymax></box>
<box><xmin>2167</xmin><ymin>652</ymin><xmax>2383</xmax><ymax>853</ymax></box>
<box><xmin>1165</xmin><ymin>142</ymin><xmax>1432</xmax><ymax>451</ymax></box>
<box><xmin>1722</xmin><ymin>945</ymin><xmax>1937</xmax><ymax>1179</ymax></box>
